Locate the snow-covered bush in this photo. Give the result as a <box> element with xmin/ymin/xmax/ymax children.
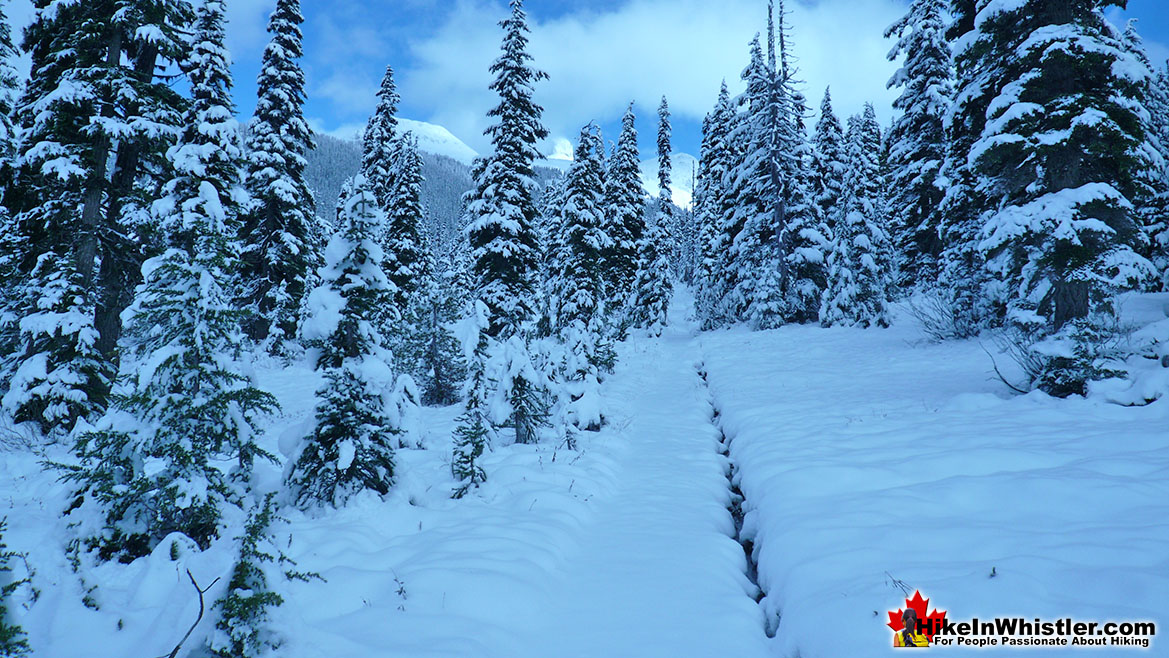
<box><xmin>208</xmin><ymin>495</ymin><xmax>318</xmax><ymax>657</ymax></box>
<box><xmin>0</xmin><ymin>520</ymin><xmax>30</xmax><ymax>657</ymax></box>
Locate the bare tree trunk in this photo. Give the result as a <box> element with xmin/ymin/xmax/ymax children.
<box><xmin>95</xmin><ymin>42</ymin><xmax>160</xmax><ymax>358</ymax></box>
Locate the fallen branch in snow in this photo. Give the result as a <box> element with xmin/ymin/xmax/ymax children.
<box><xmin>979</xmin><ymin>342</ymin><xmax>1031</xmax><ymax>395</ymax></box>
<box><xmin>153</xmin><ymin>569</ymin><xmax>220</xmax><ymax>658</ymax></box>
<box><xmin>885</xmin><ymin>571</ymin><xmax>912</xmax><ymax>597</ymax></box>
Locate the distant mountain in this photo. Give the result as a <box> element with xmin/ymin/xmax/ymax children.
<box><xmin>304</xmin><ymin>130</ymin><xmax>472</xmax><ymax>246</ymax></box>
<box><xmin>303</xmin><ymin>121</ymin><xmax>691</xmax><ymax>252</ymax></box>
<box><xmin>640</xmin><ymin>152</ymin><xmax>698</xmax><ymax>210</ymax></box>
<box><xmin>398</xmin><ymin>118</ymin><xmax>479</xmax><ymax>166</ymax></box>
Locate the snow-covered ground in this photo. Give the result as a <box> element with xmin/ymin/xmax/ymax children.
<box><xmin>700</xmin><ymin>294</ymin><xmax>1169</xmax><ymax>656</ymax></box>
<box><xmin>3</xmin><ymin>291</ymin><xmax>1166</xmax><ymax>657</ymax></box>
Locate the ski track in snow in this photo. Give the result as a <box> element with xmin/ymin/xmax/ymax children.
<box><xmin>512</xmin><ymin>294</ymin><xmax>769</xmax><ymax>658</ymax></box>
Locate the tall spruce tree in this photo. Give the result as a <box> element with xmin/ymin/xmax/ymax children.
<box><xmin>558</xmin><ymin>125</ymin><xmax>609</xmax><ymax>430</ymax></box>
<box><xmin>773</xmin><ymin>4</ymin><xmax>829</xmax><ymax>325</ymax></box>
<box><xmin>459</xmin><ymin>0</ymin><xmax>550</xmax><ymax>451</ymax></box>
<box><xmin>973</xmin><ymin>0</ymin><xmax>1153</xmax><ymax>396</ymax></box>
<box><xmin>558</xmin><ymin>125</ymin><xmax>609</xmax><ymax>330</ymax></box>
<box><xmin>630</xmin><ymin>97</ymin><xmax>674</xmax><ymax>335</ymax></box>
<box><xmin>0</xmin><ymin>1</ymin><xmax>16</xmax><ymax>181</ymax></box>
<box><xmin>4</xmin><ymin>3</ymin><xmax>113</xmax><ymax>431</ymax></box>
<box><xmin>811</xmin><ymin>88</ymin><xmax>846</xmax><ymax>232</ymax></box>
<box><xmin>602</xmin><ymin>105</ymin><xmax>645</xmax><ymax>311</ymax></box>
<box><xmin>0</xmin><ymin>1</ymin><xmax>24</xmax><ymax>389</ymax></box>
<box><xmin>1149</xmin><ymin>59</ymin><xmax>1169</xmax><ymax>285</ymax></box>
<box><xmin>1122</xmin><ymin>22</ymin><xmax>1169</xmax><ymax>286</ymax></box>
<box><xmin>936</xmin><ymin>0</ymin><xmax>998</xmax><ymax>336</ymax></box>
<box><xmin>695</xmin><ymin>83</ymin><xmax>736</xmax><ymax>329</ymax></box>
<box><xmin>383</xmin><ymin>133</ymin><xmax>429</xmax><ymax>319</ymax></box>
<box><xmin>63</xmin><ymin>0</ymin><xmax>277</xmax><ymax>560</ymax></box>
<box><xmin>821</xmin><ymin>107</ymin><xmax>893</xmax><ymax>328</ymax></box>
<box><xmin>885</xmin><ymin>0</ymin><xmax>952</xmax><ymax>287</ymax></box>
<box><xmin>538</xmin><ymin>174</ymin><xmax>570</xmax><ymax>334</ymax></box>
<box><xmin>2</xmin><ymin>0</ymin><xmax>193</xmax><ymax>433</ymax></box>
<box><xmin>722</xmin><ymin>37</ymin><xmax>785</xmax><ymax>328</ymax></box>
<box><xmin>239</xmin><ymin>0</ymin><xmax>319</xmax><ymax>349</ymax></box>
<box><xmin>362</xmin><ymin>66</ymin><xmax>400</xmax><ymax>209</ymax></box>
<box><xmin>414</xmin><ymin>243</ymin><xmax>468</xmax><ymax>407</ymax></box>
<box><xmin>465</xmin><ymin>0</ymin><xmax>548</xmax><ymax>340</ymax></box>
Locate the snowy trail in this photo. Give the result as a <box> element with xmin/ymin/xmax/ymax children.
<box><xmin>514</xmin><ymin>293</ymin><xmax>771</xmax><ymax>658</ymax></box>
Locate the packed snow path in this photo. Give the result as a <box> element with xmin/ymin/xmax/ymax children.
<box><xmin>515</xmin><ymin>296</ymin><xmax>770</xmax><ymax>657</ymax></box>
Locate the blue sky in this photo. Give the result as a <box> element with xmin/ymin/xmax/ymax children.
<box><xmin>7</xmin><ymin>0</ymin><xmax>1169</xmax><ymax>159</ymax></box>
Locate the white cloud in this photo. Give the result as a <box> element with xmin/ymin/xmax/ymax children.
<box><xmin>225</xmin><ymin>0</ymin><xmax>277</xmax><ymax>60</ymax></box>
<box><xmin>307</xmin><ymin>117</ymin><xmax>366</xmax><ymax>141</ymax></box>
<box><xmin>548</xmin><ymin>137</ymin><xmax>575</xmax><ymax>161</ymax></box>
<box><xmin>401</xmin><ymin>0</ymin><xmax>906</xmax><ymax>153</ymax></box>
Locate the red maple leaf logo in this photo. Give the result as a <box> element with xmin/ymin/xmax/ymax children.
<box><xmin>888</xmin><ymin>590</ymin><xmax>947</xmax><ymax>642</ymax></box>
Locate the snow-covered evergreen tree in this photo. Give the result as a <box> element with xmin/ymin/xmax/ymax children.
<box><xmin>973</xmin><ymin>0</ymin><xmax>1154</xmax><ymax>396</ymax></box>
<box><xmin>810</xmin><ymin>89</ymin><xmax>846</xmax><ymax>234</ymax></box>
<box><xmin>362</xmin><ymin>66</ymin><xmax>400</xmax><ymax>209</ymax></box>
<box><xmin>773</xmin><ymin>6</ymin><xmax>830</xmax><ymax>325</ymax></box>
<box><xmin>720</xmin><ymin>36</ymin><xmax>785</xmax><ymax>328</ymax></box>
<box><xmin>290</xmin><ymin>176</ymin><xmax>403</xmax><ymax>507</ymax></box>
<box><xmin>821</xmin><ymin>107</ymin><xmax>893</xmax><ymax>328</ymax></box>
<box><xmin>208</xmin><ymin>495</ymin><xmax>284</xmax><ymax>658</ymax></box>
<box><xmin>239</xmin><ymin>0</ymin><xmax>319</xmax><ymax>349</ymax></box>
<box><xmin>1122</xmin><ymin>22</ymin><xmax>1169</xmax><ymax>286</ymax></box>
<box><xmin>414</xmin><ymin>247</ymin><xmax>468</xmax><ymax>407</ymax></box>
<box><xmin>2</xmin><ymin>0</ymin><xmax>194</xmax><ymax>433</ymax></box>
<box><xmin>62</xmin><ymin>0</ymin><xmax>276</xmax><ymax>559</ymax></box>
<box><xmin>884</xmin><ymin>0</ymin><xmax>951</xmax><ymax>288</ymax></box>
<box><xmin>461</xmin><ymin>0</ymin><xmax>551</xmax><ymax>445</ymax></box>
<box><xmin>1150</xmin><ymin>60</ymin><xmax>1169</xmax><ymax>284</ymax></box>
<box><xmin>602</xmin><ymin>105</ymin><xmax>645</xmax><ymax>311</ymax></box>
<box><xmin>451</xmin><ymin>304</ymin><xmax>491</xmax><ymax>498</ymax></box>
<box><xmin>936</xmin><ymin>0</ymin><xmax>999</xmax><ymax>336</ymax></box>
<box><xmin>558</xmin><ymin>125</ymin><xmax>609</xmax><ymax>330</ymax></box>
<box><xmin>557</xmin><ymin>125</ymin><xmax>610</xmax><ymax>430</ymax></box>
<box><xmin>695</xmin><ymin>83</ymin><xmax>736</xmax><ymax>329</ymax></box>
<box><xmin>630</xmin><ymin>98</ymin><xmax>674</xmax><ymax>335</ymax></box>
<box><xmin>0</xmin><ymin>1</ymin><xmax>17</xmax><ymax>182</ymax></box>
<box><xmin>383</xmin><ymin>133</ymin><xmax>429</xmax><ymax>320</ymax></box>
<box><xmin>3</xmin><ymin>3</ymin><xmax>113</xmax><ymax>432</ymax></box>
<box><xmin>0</xmin><ymin>1</ymin><xmax>18</xmax><ymax>395</ymax></box>
<box><xmin>465</xmin><ymin>0</ymin><xmax>548</xmax><ymax>339</ymax></box>
<box><xmin>537</xmin><ymin>174</ymin><xmax>569</xmax><ymax>334</ymax></box>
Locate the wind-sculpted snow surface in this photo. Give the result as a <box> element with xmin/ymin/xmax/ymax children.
<box><xmin>700</xmin><ymin>298</ymin><xmax>1169</xmax><ymax>657</ymax></box>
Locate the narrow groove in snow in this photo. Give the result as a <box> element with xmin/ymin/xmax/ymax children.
<box><xmin>695</xmin><ymin>361</ymin><xmax>774</xmax><ymax>638</ymax></box>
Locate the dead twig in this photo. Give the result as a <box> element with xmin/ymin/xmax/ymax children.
<box><xmin>153</xmin><ymin>569</ymin><xmax>220</xmax><ymax>658</ymax></box>
<box><xmin>979</xmin><ymin>341</ymin><xmax>1031</xmax><ymax>395</ymax></box>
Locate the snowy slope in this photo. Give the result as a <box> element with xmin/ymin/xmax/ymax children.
<box><xmin>641</xmin><ymin>152</ymin><xmax>698</xmax><ymax>209</ymax></box>
<box><xmin>398</xmin><ymin>118</ymin><xmax>479</xmax><ymax>166</ymax></box>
